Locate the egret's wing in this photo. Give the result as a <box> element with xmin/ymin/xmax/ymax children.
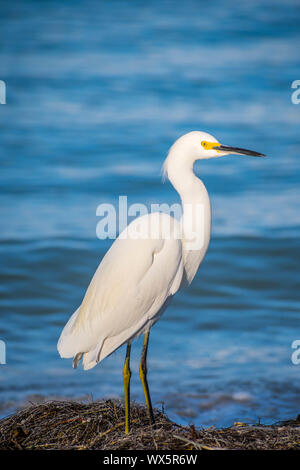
<box><xmin>57</xmin><ymin>212</ymin><xmax>183</xmax><ymax>368</ymax></box>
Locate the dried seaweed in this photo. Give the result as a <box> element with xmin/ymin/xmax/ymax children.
<box><xmin>0</xmin><ymin>399</ymin><xmax>299</xmax><ymax>450</ymax></box>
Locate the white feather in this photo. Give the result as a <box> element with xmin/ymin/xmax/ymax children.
<box><xmin>57</xmin><ymin>131</ymin><xmax>224</xmax><ymax>371</ymax></box>
<box><xmin>58</xmin><ymin>212</ymin><xmax>183</xmax><ymax>369</ymax></box>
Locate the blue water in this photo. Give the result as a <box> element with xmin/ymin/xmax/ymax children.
<box><xmin>1</xmin><ymin>0</ymin><xmax>300</xmax><ymax>428</ymax></box>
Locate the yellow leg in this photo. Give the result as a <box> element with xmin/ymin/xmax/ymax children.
<box><xmin>139</xmin><ymin>330</ymin><xmax>155</xmax><ymax>425</ymax></box>
<box><xmin>123</xmin><ymin>342</ymin><xmax>131</xmax><ymax>434</ymax></box>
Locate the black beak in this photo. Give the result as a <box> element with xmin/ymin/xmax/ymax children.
<box><xmin>213</xmin><ymin>145</ymin><xmax>266</xmax><ymax>157</ymax></box>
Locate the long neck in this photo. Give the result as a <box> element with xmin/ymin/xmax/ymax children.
<box><xmin>167</xmin><ymin>158</ymin><xmax>211</xmax><ymax>285</ymax></box>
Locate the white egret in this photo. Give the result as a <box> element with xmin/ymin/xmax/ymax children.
<box><xmin>57</xmin><ymin>131</ymin><xmax>265</xmax><ymax>433</ymax></box>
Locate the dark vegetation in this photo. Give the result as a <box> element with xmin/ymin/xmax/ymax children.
<box><xmin>0</xmin><ymin>399</ymin><xmax>299</xmax><ymax>450</ymax></box>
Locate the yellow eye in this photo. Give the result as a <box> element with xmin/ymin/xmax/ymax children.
<box><xmin>201</xmin><ymin>141</ymin><xmax>207</xmax><ymax>148</ymax></box>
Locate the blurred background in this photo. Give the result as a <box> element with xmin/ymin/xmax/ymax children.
<box><xmin>0</xmin><ymin>0</ymin><xmax>300</xmax><ymax>428</ymax></box>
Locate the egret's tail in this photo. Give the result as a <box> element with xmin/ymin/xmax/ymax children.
<box><xmin>57</xmin><ymin>307</ymin><xmax>105</xmax><ymax>370</ymax></box>
<box><xmin>58</xmin><ymin>307</ymin><xmax>150</xmax><ymax>371</ymax></box>
<box><xmin>57</xmin><ymin>307</ymin><xmax>82</xmax><ymax>358</ymax></box>
<box><xmin>81</xmin><ymin>333</ymin><xmax>127</xmax><ymax>370</ymax></box>
<box><xmin>81</xmin><ymin>318</ymin><xmax>148</xmax><ymax>370</ymax></box>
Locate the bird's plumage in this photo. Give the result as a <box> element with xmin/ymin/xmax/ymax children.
<box><xmin>57</xmin><ymin>130</ymin><xmax>265</xmax><ymax>434</ymax></box>
<box><xmin>58</xmin><ymin>130</ymin><xmax>264</xmax><ymax>374</ymax></box>
<box><xmin>58</xmin><ymin>132</ymin><xmax>216</xmax><ymax>371</ymax></box>
<box><xmin>58</xmin><ymin>212</ymin><xmax>184</xmax><ymax>369</ymax></box>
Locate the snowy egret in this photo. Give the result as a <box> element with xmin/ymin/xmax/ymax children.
<box><xmin>57</xmin><ymin>131</ymin><xmax>265</xmax><ymax>433</ymax></box>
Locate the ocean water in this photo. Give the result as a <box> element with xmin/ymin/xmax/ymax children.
<box><xmin>0</xmin><ymin>0</ymin><xmax>300</xmax><ymax>428</ymax></box>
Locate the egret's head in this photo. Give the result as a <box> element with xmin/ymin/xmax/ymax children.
<box><xmin>163</xmin><ymin>131</ymin><xmax>265</xmax><ymax>181</ymax></box>
<box><xmin>172</xmin><ymin>130</ymin><xmax>265</xmax><ymax>160</ymax></box>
